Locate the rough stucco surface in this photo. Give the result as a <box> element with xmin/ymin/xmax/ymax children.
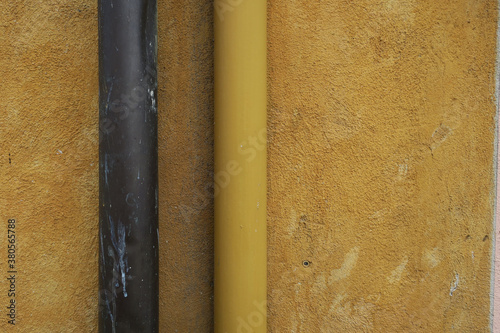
<box><xmin>0</xmin><ymin>1</ymin><xmax>99</xmax><ymax>332</ymax></box>
<box><xmin>267</xmin><ymin>0</ymin><xmax>498</xmax><ymax>332</ymax></box>
<box><xmin>158</xmin><ymin>1</ymin><xmax>214</xmax><ymax>332</ymax></box>
<box><xmin>0</xmin><ymin>0</ymin><xmax>498</xmax><ymax>332</ymax></box>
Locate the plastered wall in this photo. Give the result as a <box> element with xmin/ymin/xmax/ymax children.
<box><xmin>267</xmin><ymin>1</ymin><xmax>497</xmax><ymax>332</ymax></box>
<box><xmin>0</xmin><ymin>0</ymin><xmax>498</xmax><ymax>332</ymax></box>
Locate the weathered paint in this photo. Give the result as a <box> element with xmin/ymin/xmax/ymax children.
<box><xmin>0</xmin><ymin>0</ymin><xmax>498</xmax><ymax>332</ymax></box>
<box><xmin>267</xmin><ymin>1</ymin><xmax>498</xmax><ymax>332</ymax></box>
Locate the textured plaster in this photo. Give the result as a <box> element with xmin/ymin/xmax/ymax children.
<box><xmin>0</xmin><ymin>1</ymin><xmax>99</xmax><ymax>332</ymax></box>
<box><xmin>158</xmin><ymin>1</ymin><xmax>214</xmax><ymax>331</ymax></box>
<box><xmin>0</xmin><ymin>0</ymin><xmax>498</xmax><ymax>332</ymax></box>
<box><xmin>267</xmin><ymin>1</ymin><xmax>498</xmax><ymax>332</ymax></box>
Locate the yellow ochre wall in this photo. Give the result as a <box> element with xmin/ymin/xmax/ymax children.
<box><xmin>0</xmin><ymin>0</ymin><xmax>498</xmax><ymax>332</ymax></box>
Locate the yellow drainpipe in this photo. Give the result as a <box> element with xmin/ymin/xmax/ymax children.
<box><xmin>214</xmin><ymin>0</ymin><xmax>267</xmax><ymax>332</ymax></box>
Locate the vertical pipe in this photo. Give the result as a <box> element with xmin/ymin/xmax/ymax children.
<box><xmin>98</xmin><ymin>1</ymin><xmax>158</xmax><ymax>332</ymax></box>
<box><xmin>214</xmin><ymin>1</ymin><xmax>267</xmax><ymax>332</ymax></box>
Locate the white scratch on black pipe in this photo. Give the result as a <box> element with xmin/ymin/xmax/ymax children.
<box><xmin>104</xmin><ymin>154</ymin><xmax>109</xmax><ymax>186</ymax></box>
<box><xmin>106</xmin><ymin>245</ymin><xmax>117</xmax><ymax>333</ymax></box>
<box><xmin>105</xmin><ymin>82</ymin><xmax>113</xmax><ymax>115</ymax></box>
<box><xmin>100</xmin><ymin>230</ymin><xmax>106</xmax><ymax>267</ymax></box>
<box><xmin>155</xmin><ymin>187</ymin><xmax>158</xmax><ymax>211</ymax></box>
<box><xmin>149</xmin><ymin>89</ymin><xmax>156</xmax><ymax>113</ymax></box>
<box><xmin>109</xmin><ymin>217</ymin><xmax>128</xmax><ymax>298</ymax></box>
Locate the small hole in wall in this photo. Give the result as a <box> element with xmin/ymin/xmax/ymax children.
<box><xmin>302</xmin><ymin>260</ymin><xmax>311</xmax><ymax>268</ymax></box>
<box><xmin>483</xmin><ymin>235</ymin><xmax>489</xmax><ymax>242</ymax></box>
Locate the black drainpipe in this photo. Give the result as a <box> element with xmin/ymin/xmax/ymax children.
<box><xmin>98</xmin><ymin>1</ymin><xmax>158</xmax><ymax>332</ymax></box>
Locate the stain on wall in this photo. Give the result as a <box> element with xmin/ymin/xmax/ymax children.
<box><xmin>0</xmin><ymin>0</ymin><xmax>497</xmax><ymax>332</ymax></box>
